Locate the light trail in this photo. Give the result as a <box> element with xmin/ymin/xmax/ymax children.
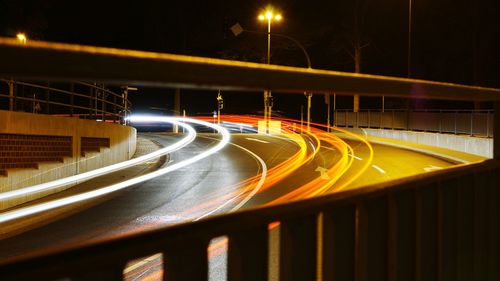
<box><xmin>0</xmin><ymin>118</ymin><xmax>196</xmax><ymax>201</ymax></box>
<box><xmin>193</xmin><ymin>138</ymin><xmax>268</xmax><ymax>220</ymax></box>
<box><xmin>0</xmin><ymin>116</ymin><xmax>230</xmax><ymax>223</ymax></box>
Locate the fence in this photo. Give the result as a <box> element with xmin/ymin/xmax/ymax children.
<box><xmin>0</xmin><ymin>79</ymin><xmax>131</xmax><ymax>123</ymax></box>
<box><xmin>0</xmin><ymin>37</ymin><xmax>499</xmax><ymax>281</ymax></box>
<box><xmin>333</xmin><ymin>109</ymin><xmax>494</xmax><ymax>138</ymax></box>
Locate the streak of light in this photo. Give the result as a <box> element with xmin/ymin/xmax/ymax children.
<box><xmin>372</xmin><ymin>165</ymin><xmax>386</xmax><ymax>174</ymax></box>
<box><xmin>0</xmin><ymin>117</ymin><xmax>230</xmax><ymax>223</ymax></box>
<box><xmin>194</xmin><ymin>139</ymin><xmax>268</xmax><ymax>220</ymax></box>
<box><xmin>0</xmin><ymin>118</ymin><xmax>196</xmax><ymax>201</ymax></box>
<box><xmin>245</xmin><ymin>137</ymin><xmax>270</xmax><ymax>144</ymax></box>
<box><xmin>348</xmin><ymin>154</ymin><xmax>363</xmax><ymax>161</ymax></box>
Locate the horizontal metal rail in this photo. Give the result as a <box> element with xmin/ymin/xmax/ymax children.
<box><xmin>333</xmin><ymin>109</ymin><xmax>494</xmax><ymax>137</ymax></box>
<box><xmin>1</xmin><ymin>37</ymin><xmax>500</xmax><ymax>101</ymax></box>
<box><xmin>0</xmin><ymin>78</ymin><xmax>130</xmax><ymax>122</ymax></box>
<box><xmin>0</xmin><ymin>160</ymin><xmax>499</xmax><ymax>280</ymax></box>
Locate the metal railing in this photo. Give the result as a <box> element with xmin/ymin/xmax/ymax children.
<box><xmin>333</xmin><ymin>109</ymin><xmax>494</xmax><ymax>137</ymax></box>
<box><xmin>0</xmin><ymin>38</ymin><xmax>499</xmax><ymax>280</ymax></box>
<box><xmin>0</xmin><ymin>78</ymin><xmax>131</xmax><ymax>123</ymax></box>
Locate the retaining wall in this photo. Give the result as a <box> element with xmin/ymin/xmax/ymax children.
<box><xmin>0</xmin><ymin>110</ymin><xmax>136</xmax><ymax>210</ymax></box>
<box><xmin>363</xmin><ymin>128</ymin><xmax>492</xmax><ymax>158</ymax></box>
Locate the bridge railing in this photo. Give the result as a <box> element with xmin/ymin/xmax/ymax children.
<box><xmin>333</xmin><ymin>109</ymin><xmax>494</xmax><ymax>137</ymax></box>
<box><xmin>0</xmin><ymin>78</ymin><xmax>131</xmax><ymax>123</ymax></box>
<box><xmin>0</xmin><ymin>37</ymin><xmax>499</xmax><ymax>280</ymax></box>
<box><xmin>1</xmin><ymin>160</ymin><xmax>499</xmax><ymax>281</ymax></box>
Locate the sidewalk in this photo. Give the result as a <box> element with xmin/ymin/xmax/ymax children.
<box><xmin>0</xmin><ymin>135</ymin><xmax>166</xmax><ymax>239</ymax></box>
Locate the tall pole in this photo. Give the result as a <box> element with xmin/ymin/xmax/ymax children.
<box><xmin>266</xmin><ymin>18</ymin><xmax>272</xmax><ymax>122</ymax></box>
<box><xmin>408</xmin><ymin>0</ymin><xmax>412</xmax><ymax>78</ymax></box>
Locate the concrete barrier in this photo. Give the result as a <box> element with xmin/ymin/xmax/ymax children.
<box><xmin>363</xmin><ymin>128</ymin><xmax>493</xmax><ymax>158</ymax></box>
<box><xmin>0</xmin><ymin>110</ymin><xmax>136</xmax><ymax>210</ymax></box>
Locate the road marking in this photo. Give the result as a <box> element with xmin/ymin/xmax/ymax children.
<box><xmin>315</xmin><ymin>166</ymin><xmax>330</xmax><ymax>180</ymax></box>
<box><xmin>245</xmin><ymin>137</ymin><xmax>270</xmax><ymax>144</ymax></box>
<box><xmin>348</xmin><ymin>154</ymin><xmax>363</xmax><ymax>161</ymax></box>
<box><xmin>424</xmin><ymin>165</ymin><xmax>443</xmax><ymax>172</ymax></box>
<box><xmin>195</xmin><ymin>142</ymin><xmax>268</xmax><ymax>220</ymax></box>
<box><xmin>372</xmin><ymin>165</ymin><xmax>386</xmax><ymax>174</ymax></box>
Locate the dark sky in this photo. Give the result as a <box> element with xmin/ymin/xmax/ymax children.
<box><xmin>1</xmin><ymin>0</ymin><xmax>499</xmax><ymax>118</ymax></box>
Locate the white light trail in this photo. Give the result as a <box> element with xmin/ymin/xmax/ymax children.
<box><xmin>0</xmin><ymin>116</ymin><xmax>230</xmax><ymax>223</ymax></box>
<box><xmin>0</xmin><ymin>118</ymin><xmax>196</xmax><ymax>201</ymax></box>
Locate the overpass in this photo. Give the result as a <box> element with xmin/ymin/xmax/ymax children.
<box><xmin>0</xmin><ymin>37</ymin><xmax>499</xmax><ymax>281</ymax></box>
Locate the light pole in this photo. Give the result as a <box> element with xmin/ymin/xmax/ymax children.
<box><xmin>258</xmin><ymin>8</ymin><xmax>282</xmax><ymax>124</ymax></box>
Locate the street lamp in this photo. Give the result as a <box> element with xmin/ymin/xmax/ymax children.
<box><xmin>258</xmin><ymin>7</ymin><xmax>282</xmax><ymax>123</ymax></box>
<box><xmin>16</xmin><ymin>33</ymin><xmax>27</xmax><ymax>44</ymax></box>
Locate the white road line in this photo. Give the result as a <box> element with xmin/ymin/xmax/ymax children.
<box><xmin>245</xmin><ymin>137</ymin><xmax>270</xmax><ymax>144</ymax></box>
<box><xmin>372</xmin><ymin>164</ymin><xmax>386</xmax><ymax>174</ymax></box>
<box><xmin>348</xmin><ymin>154</ymin><xmax>363</xmax><ymax>161</ymax></box>
<box><xmin>194</xmin><ymin>139</ymin><xmax>267</xmax><ymax>220</ymax></box>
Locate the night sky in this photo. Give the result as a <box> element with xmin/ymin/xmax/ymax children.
<box><xmin>1</xmin><ymin>0</ymin><xmax>499</xmax><ymax>120</ymax></box>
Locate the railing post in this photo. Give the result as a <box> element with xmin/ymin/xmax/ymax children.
<box><xmin>454</xmin><ymin>111</ymin><xmax>458</xmax><ymax>135</ymax></box>
<box><xmin>495</xmin><ymin>102</ymin><xmax>500</xmax><ymax>159</ymax></box>
<box><xmin>323</xmin><ymin>206</ymin><xmax>356</xmax><ymax>281</ymax></box>
<box><xmin>70</xmin><ymin>82</ymin><xmax>74</xmax><ymax>117</ymax></box>
<box><xmin>8</xmin><ymin>79</ymin><xmax>14</xmax><ymax>111</ymax></box>
<box><xmin>45</xmin><ymin>81</ymin><xmax>50</xmax><ymax>114</ymax></box>
<box><xmin>280</xmin><ymin>215</ymin><xmax>317</xmax><ymax>281</ymax></box>
<box><xmin>470</xmin><ymin>111</ymin><xmax>474</xmax><ymax>136</ymax></box>
<box><xmin>228</xmin><ymin>226</ymin><xmax>269</xmax><ymax>281</ymax></box>
<box><xmin>163</xmin><ymin>240</ymin><xmax>209</xmax><ymax>281</ymax></box>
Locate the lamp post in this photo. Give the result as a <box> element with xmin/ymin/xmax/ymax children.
<box><xmin>258</xmin><ymin>8</ymin><xmax>282</xmax><ymax>124</ymax></box>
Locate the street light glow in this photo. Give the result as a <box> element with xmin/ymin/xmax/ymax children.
<box><xmin>258</xmin><ymin>14</ymin><xmax>265</xmax><ymax>21</ymax></box>
<box><xmin>16</xmin><ymin>33</ymin><xmax>27</xmax><ymax>44</ymax></box>
<box><xmin>275</xmin><ymin>14</ymin><xmax>282</xmax><ymax>21</ymax></box>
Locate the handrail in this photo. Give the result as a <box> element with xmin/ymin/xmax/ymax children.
<box><xmin>0</xmin><ymin>78</ymin><xmax>131</xmax><ymax>122</ymax></box>
<box><xmin>0</xmin><ymin>159</ymin><xmax>499</xmax><ymax>280</ymax></box>
<box><xmin>1</xmin><ymin>37</ymin><xmax>500</xmax><ymax>101</ymax></box>
<box><xmin>332</xmin><ymin>109</ymin><xmax>494</xmax><ymax>137</ymax></box>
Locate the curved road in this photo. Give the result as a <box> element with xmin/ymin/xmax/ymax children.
<box><xmin>0</xmin><ymin>131</ymin><xmax>456</xmax><ymax>275</ymax></box>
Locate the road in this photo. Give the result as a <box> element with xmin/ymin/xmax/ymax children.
<box><xmin>0</xmin><ymin>130</ymin><xmax>455</xmax><ymax>279</ymax></box>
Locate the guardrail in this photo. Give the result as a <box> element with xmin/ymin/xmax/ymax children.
<box><xmin>0</xmin><ymin>38</ymin><xmax>499</xmax><ymax>280</ymax></box>
<box><xmin>0</xmin><ymin>79</ymin><xmax>131</xmax><ymax>123</ymax></box>
<box><xmin>333</xmin><ymin>109</ymin><xmax>494</xmax><ymax>137</ymax></box>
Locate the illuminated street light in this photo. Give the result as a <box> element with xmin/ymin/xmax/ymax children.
<box><xmin>16</xmin><ymin>33</ymin><xmax>27</xmax><ymax>44</ymax></box>
<box><xmin>258</xmin><ymin>6</ymin><xmax>282</xmax><ymax>127</ymax></box>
